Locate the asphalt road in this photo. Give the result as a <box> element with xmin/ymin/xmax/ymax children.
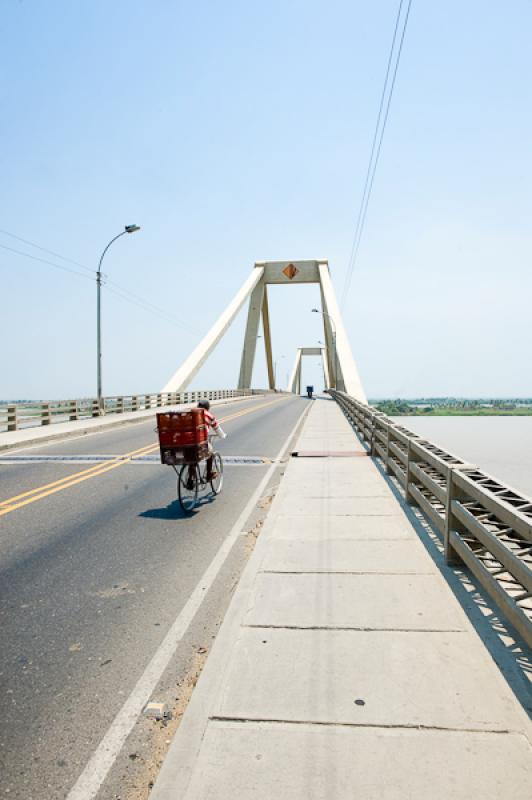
<box><xmin>0</xmin><ymin>395</ymin><xmax>308</xmax><ymax>799</ymax></box>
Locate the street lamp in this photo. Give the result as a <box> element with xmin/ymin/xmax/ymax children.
<box><xmin>312</xmin><ymin>308</ymin><xmax>337</xmax><ymax>389</ymax></box>
<box><xmin>97</xmin><ymin>225</ymin><xmax>141</xmax><ymax>410</ymax></box>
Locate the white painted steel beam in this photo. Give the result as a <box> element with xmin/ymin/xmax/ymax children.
<box><xmin>162</xmin><ymin>268</ymin><xmax>264</xmax><ymax>393</ymax></box>
<box><xmin>254</xmin><ymin>260</ymin><xmax>321</xmax><ymax>284</ymax></box>
<box><xmin>319</xmin><ymin>283</ymin><xmax>335</xmax><ymax>385</ymax></box>
<box><xmin>318</xmin><ymin>262</ymin><xmax>367</xmax><ymax>403</ymax></box>
<box><xmin>238</xmin><ymin>277</ymin><xmax>265</xmax><ymax>389</ymax></box>
<box><xmin>261</xmin><ymin>288</ymin><xmax>275</xmax><ymax>390</ymax></box>
<box><xmin>321</xmin><ymin>347</ymin><xmax>331</xmax><ymax>389</ymax></box>
<box><xmin>288</xmin><ymin>349</ymin><xmax>302</xmax><ymax>393</ymax></box>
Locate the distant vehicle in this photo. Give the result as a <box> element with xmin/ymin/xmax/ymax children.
<box><xmin>306</xmin><ymin>385</ymin><xmax>314</xmax><ymax>399</ymax></box>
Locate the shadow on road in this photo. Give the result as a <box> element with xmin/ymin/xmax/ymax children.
<box><xmin>139</xmin><ymin>493</ymin><xmax>217</xmax><ymax>521</ymax></box>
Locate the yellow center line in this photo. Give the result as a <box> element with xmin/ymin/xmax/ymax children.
<box><xmin>0</xmin><ymin>442</ymin><xmax>157</xmax><ymax>507</ymax></box>
<box><xmin>0</xmin><ymin>396</ymin><xmax>289</xmax><ymax>517</ymax></box>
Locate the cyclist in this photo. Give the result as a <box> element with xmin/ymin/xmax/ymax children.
<box><xmin>197</xmin><ymin>400</ymin><xmax>226</xmax><ymax>480</ymax></box>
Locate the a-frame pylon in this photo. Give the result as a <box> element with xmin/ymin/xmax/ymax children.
<box><xmin>288</xmin><ymin>347</ymin><xmax>330</xmax><ymax>394</ymax></box>
<box><xmin>162</xmin><ymin>260</ymin><xmax>366</xmax><ymax>403</ymax></box>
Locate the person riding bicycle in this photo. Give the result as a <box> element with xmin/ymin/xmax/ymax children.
<box><xmin>197</xmin><ymin>400</ymin><xmax>226</xmax><ymax>480</ymax></box>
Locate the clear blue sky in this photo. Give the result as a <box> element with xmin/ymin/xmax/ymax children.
<box><xmin>2</xmin><ymin>0</ymin><xmax>531</xmax><ymax>399</ymax></box>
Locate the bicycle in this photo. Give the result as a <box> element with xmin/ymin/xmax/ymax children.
<box><xmin>174</xmin><ymin>437</ymin><xmax>224</xmax><ymax>512</ymax></box>
<box><xmin>157</xmin><ymin>410</ymin><xmax>225</xmax><ymax>514</ymax></box>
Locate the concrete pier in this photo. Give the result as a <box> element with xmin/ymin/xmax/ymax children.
<box><xmin>151</xmin><ymin>397</ymin><xmax>532</xmax><ymax>799</ymax></box>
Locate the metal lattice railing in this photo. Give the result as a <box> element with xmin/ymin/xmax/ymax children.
<box><xmin>329</xmin><ymin>389</ymin><xmax>532</xmax><ymax>648</ymax></box>
<box><xmin>0</xmin><ymin>389</ymin><xmax>271</xmax><ymax>434</ymax></box>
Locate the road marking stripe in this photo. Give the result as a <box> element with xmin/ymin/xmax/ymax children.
<box><xmin>0</xmin><ymin>397</ymin><xmax>288</xmax><ymax>516</ymax></box>
<box><xmin>0</xmin><ymin>443</ymin><xmax>156</xmax><ymax>507</ymax></box>
<box><xmin>65</xmin><ymin>400</ymin><xmax>309</xmax><ymax>800</ymax></box>
<box><xmin>0</xmin><ymin>447</ymin><xmax>158</xmax><ymax>515</ymax></box>
<box><xmin>0</xmin><ymin>455</ymin><xmax>273</xmax><ymax>465</ymax></box>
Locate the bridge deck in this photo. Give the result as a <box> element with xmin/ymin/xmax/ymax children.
<box><xmin>152</xmin><ymin>397</ymin><xmax>531</xmax><ymax>799</ymax></box>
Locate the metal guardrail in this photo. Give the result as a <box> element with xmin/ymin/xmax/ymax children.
<box><xmin>329</xmin><ymin>389</ymin><xmax>532</xmax><ymax>647</ymax></box>
<box><xmin>0</xmin><ymin>389</ymin><xmax>269</xmax><ymax>433</ymax></box>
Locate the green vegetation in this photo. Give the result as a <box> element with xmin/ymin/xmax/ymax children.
<box><xmin>371</xmin><ymin>398</ymin><xmax>532</xmax><ymax>416</ymax></box>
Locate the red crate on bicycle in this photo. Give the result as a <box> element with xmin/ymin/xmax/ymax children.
<box><xmin>156</xmin><ymin>409</ymin><xmax>210</xmax><ymax>465</ymax></box>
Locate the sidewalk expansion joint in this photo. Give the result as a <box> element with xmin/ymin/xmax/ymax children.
<box><xmin>291</xmin><ymin>451</ymin><xmax>369</xmax><ymax>458</ymax></box>
<box><xmin>208</xmin><ymin>717</ymin><xmax>518</xmax><ymax>736</ymax></box>
<box><xmin>259</xmin><ymin>569</ymin><xmax>436</xmax><ymax>576</ymax></box>
<box><xmin>280</xmin><ymin>512</ymin><xmax>402</xmax><ymax>517</ymax></box>
<box><xmin>243</xmin><ymin>624</ymin><xmax>467</xmax><ymax>633</ymax></box>
<box><xmin>298</xmin><ymin>495</ymin><xmax>392</xmax><ymax>499</ymax></box>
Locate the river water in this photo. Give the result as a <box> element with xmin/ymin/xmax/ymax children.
<box><xmin>390</xmin><ymin>416</ymin><xmax>532</xmax><ymax>499</ymax></box>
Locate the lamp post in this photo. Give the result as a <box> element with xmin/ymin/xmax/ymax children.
<box><xmin>312</xmin><ymin>308</ymin><xmax>337</xmax><ymax>389</ymax></box>
<box><xmin>97</xmin><ymin>225</ymin><xmax>140</xmax><ymax>411</ymax></box>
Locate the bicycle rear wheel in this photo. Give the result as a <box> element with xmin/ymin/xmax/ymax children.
<box><xmin>178</xmin><ymin>465</ymin><xmax>199</xmax><ymax>512</ymax></box>
<box><xmin>210</xmin><ymin>452</ymin><xmax>224</xmax><ymax>495</ymax></box>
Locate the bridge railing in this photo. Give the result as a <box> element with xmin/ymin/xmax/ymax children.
<box><xmin>0</xmin><ymin>389</ymin><xmax>269</xmax><ymax>433</ymax></box>
<box><xmin>329</xmin><ymin>389</ymin><xmax>532</xmax><ymax>648</ymax></box>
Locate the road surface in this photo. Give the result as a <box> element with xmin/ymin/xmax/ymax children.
<box><xmin>0</xmin><ymin>395</ymin><xmax>308</xmax><ymax>799</ymax></box>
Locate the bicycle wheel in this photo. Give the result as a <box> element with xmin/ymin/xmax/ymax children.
<box><xmin>178</xmin><ymin>464</ymin><xmax>199</xmax><ymax>512</ymax></box>
<box><xmin>210</xmin><ymin>452</ymin><xmax>224</xmax><ymax>495</ymax></box>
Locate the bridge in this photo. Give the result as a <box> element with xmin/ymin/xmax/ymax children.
<box><xmin>1</xmin><ymin>260</ymin><xmax>530</xmax><ymax>799</ymax></box>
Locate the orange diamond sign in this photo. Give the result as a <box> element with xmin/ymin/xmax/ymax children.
<box><xmin>282</xmin><ymin>263</ymin><xmax>299</xmax><ymax>280</ymax></box>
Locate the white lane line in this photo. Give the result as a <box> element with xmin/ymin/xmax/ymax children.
<box><xmin>66</xmin><ymin>401</ymin><xmax>309</xmax><ymax>800</ymax></box>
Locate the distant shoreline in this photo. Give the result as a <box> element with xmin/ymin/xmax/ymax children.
<box><xmin>384</xmin><ymin>408</ymin><xmax>532</xmax><ymax>416</ymax></box>
<box><xmin>371</xmin><ymin>399</ymin><xmax>532</xmax><ymax>416</ymax></box>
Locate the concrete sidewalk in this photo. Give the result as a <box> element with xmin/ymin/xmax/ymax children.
<box><xmin>152</xmin><ymin>397</ymin><xmax>531</xmax><ymax>799</ymax></box>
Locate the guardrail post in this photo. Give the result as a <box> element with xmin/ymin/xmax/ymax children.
<box><xmin>385</xmin><ymin>423</ymin><xmax>392</xmax><ymax>474</ymax></box>
<box><xmin>92</xmin><ymin>399</ymin><xmax>100</xmax><ymax>417</ymax></box>
<box><xmin>405</xmin><ymin>439</ymin><xmax>417</xmax><ymax>503</ymax></box>
<box><xmin>370</xmin><ymin>414</ymin><xmax>384</xmax><ymax>457</ymax></box>
<box><xmin>116</xmin><ymin>396</ymin><xmax>123</xmax><ymax>414</ymax></box>
<box><xmin>145</xmin><ymin>395</ymin><xmax>151</xmax><ymax>410</ymax></box>
<box><xmin>7</xmin><ymin>405</ymin><xmax>17</xmax><ymax>431</ymax></box>
<box><xmin>369</xmin><ymin>418</ymin><xmax>376</xmax><ymax>455</ymax></box>
<box><xmin>69</xmin><ymin>400</ymin><xmax>78</xmax><ymax>421</ymax></box>
<box><xmin>156</xmin><ymin>393</ymin><xmax>162</xmax><ymax>408</ymax></box>
<box><xmin>41</xmin><ymin>403</ymin><xmax>51</xmax><ymax>426</ymax></box>
<box><xmin>445</xmin><ymin>469</ymin><xmax>465</xmax><ymax>566</ymax></box>
<box><xmin>132</xmin><ymin>395</ymin><xmax>138</xmax><ymax>411</ymax></box>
